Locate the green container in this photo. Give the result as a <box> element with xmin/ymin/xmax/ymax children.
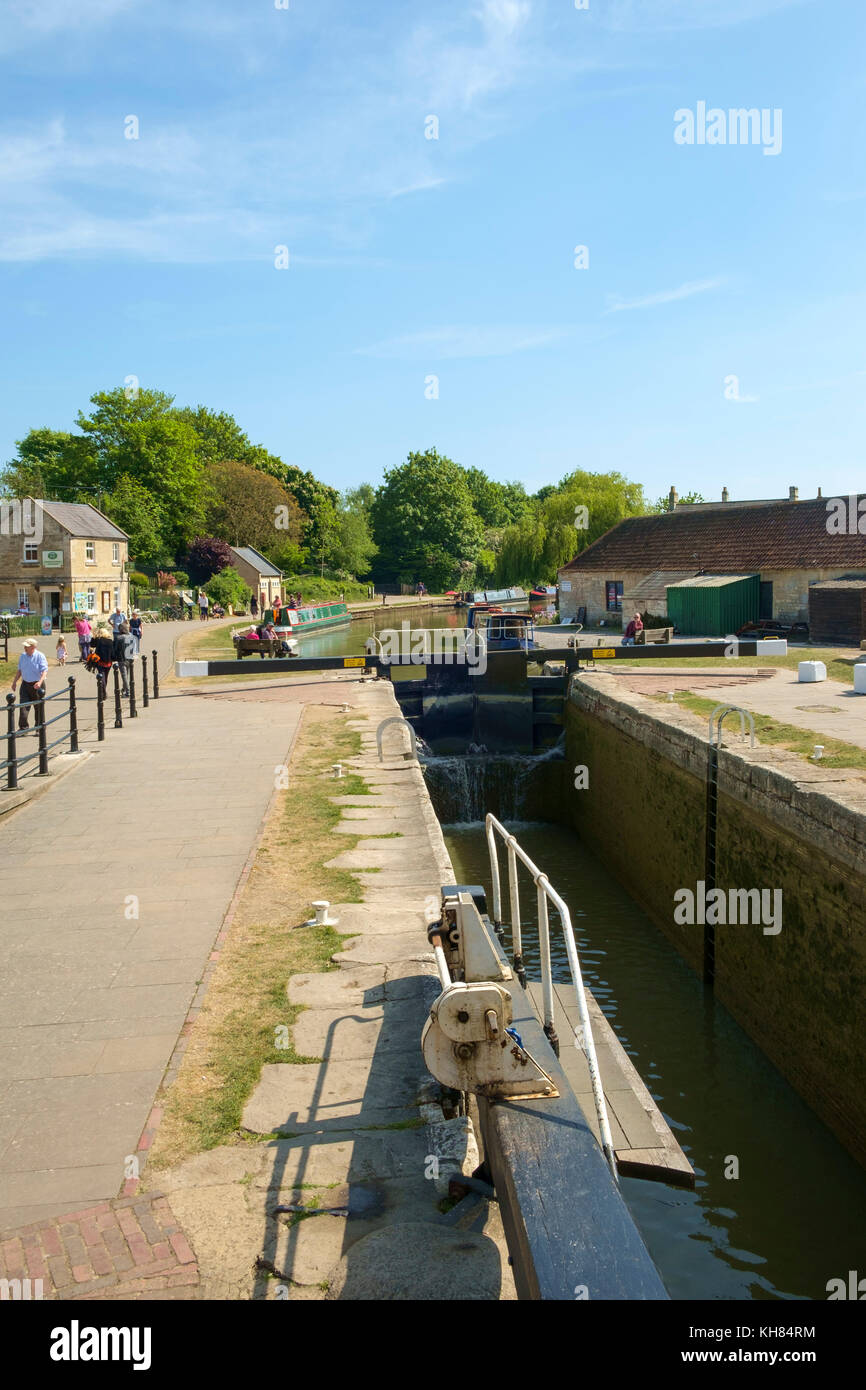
<box><xmin>666</xmin><ymin>574</ymin><xmax>760</xmax><ymax>636</ymax></box>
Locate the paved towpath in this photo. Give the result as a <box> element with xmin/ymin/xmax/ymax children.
<box><xmin>688</xmin><ymin>669</ymin><xmax>866</xmax><ymax>750</ymax></box>
<box><xmin>0</xmin><ymin>654</ymin><xmax>300</xmax><ymax>1233</ymax></box>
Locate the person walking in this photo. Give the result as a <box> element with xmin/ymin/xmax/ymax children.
<box><xmin>74</xmin><ymin>614</ymin><xmax>92</xmax><ymax>663</ymax></box>
<box><xmin>11</xmin><ymin>638</ymin><xmax>48</xmax><ymax>734</ymax></box>
<box><xmin>129</xmin><ymin>610</ymin><xmax>143</xmax><ymax>655</ymax></box>
<box><xmin>109</xmin><ymin>605</ymin><xmax>126</xmax><ymax>634</ymax></box>
<box><xmin>56</xmin><ymin>635</ymin><xmax>68</xmax><ymax>666</ymax></box>
<box><xmin>113</xmin><ymin>622</ymin><xmax>135</xmax><ymax>696</ymax></box>
<box><xmin>250</xmin><ymin>595</ymin><xmax>258</xmax><ymax>618</ymax></box>
<box><xmin>92</xmin><ymin>625</ymin><xmax>115</xmax><ymax>693</ymax></box>
<box><xmin>198</xmin><ymin>589</ymin><xmax>209</xmax><ymax>622</ymax></box>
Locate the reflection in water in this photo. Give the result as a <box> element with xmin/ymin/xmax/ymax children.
<box><xmin>445</xmin><ymin>820</ymin><xmax>866</xmax><ymax>1302</ymax></box>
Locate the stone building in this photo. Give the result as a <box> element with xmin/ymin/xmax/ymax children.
<box><xmin>557</xmin><ymin>489</ymin><xmax>866</xmax><ymax>629</ymax></box>
<box><xmin>0</xmin><ymin>499</ymin><xmax>129</xmax><ymax>627</ymax></box>
<box><xmin>229</xmin><ymin>546</ymin><xmax>283</xmax><ymax>610</ymax></box>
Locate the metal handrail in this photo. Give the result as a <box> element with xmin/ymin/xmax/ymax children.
<box><xmin>708</xmin><ymin>703</ymin><xmax>756</xmax><ymax>749</ymax></box>
<box><xmin>376</xmin><ymin>716</ymin><xmax>417</xmax><ymax>762</ymax></box>
<box><xmin>484</xmin><ymin>813</ymin><xmax>618</xmax><ymax>1181</ymax></box>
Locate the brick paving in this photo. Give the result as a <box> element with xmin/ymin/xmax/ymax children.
<box><xmin>0</xmin><ymin>1193</ymin><xmax>200</xmax><ymax>1299</ymax></box>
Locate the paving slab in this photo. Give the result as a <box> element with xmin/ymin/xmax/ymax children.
<box><xmin>241</xmin><ymin>1059</ymin><xmax>423</xmax><ymax>1134</ymax></box>
<box><xmin>292</xmin><ymin>1000</ymin><xmax>424</xmax><ymax>1059</ymax></box>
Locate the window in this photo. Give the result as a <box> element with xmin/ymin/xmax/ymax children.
<box><xmin>606</xmin><ymin>580</ymin><xmax>623</xmax><ymax>612</ymax></box>
<box><xmin>23</xmin><ymin>543</ymin><xmax>38</xmax><ymax>563</ymax></box>
<box><xmin>17</xmin><ymin>587</ymin><xmax>28</xmax><ymax>609</ymax></box>
<box><xmin>86</xmin><ymin>541</ymin><xmax>96</xmax><ymax>564</ymax></box>
<box><xmin>113</xmin><ymin>586</ymin><xmax>120</xmax><ymax>609</ymax></box>
<box><xmin>87</xmin><ymin>587</ymin><xmax>96</xmax><ymax>612</ymax></box>
<box><xmin>112</xmin><ymin>543</ymin><xmax>120</xmax><ymax>565</ymax></box>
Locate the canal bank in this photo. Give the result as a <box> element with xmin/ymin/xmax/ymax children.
<box><xmin>562</xmin><ymin>672</ymin><xmax>866</xmax><ymax>1170</ymax></box>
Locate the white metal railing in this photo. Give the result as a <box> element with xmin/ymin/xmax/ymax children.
<box><xmin>485</xmin><ymin>813</ymin><xmax>618</xmax><ymax>1181</ymax></box>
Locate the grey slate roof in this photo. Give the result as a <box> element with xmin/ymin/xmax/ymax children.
<box><xmin>36</xmin><ymin>500</ymin><xmax>128</xmax><ymax>541</ymax></box>
<box><xmin>230</xmin><ymin>545</ymin><xmax>282</xmax><ymax>577</ymax></box>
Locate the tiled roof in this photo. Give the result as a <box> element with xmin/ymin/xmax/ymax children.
<box><xmin>36</xmin><ymin>500</ymin><xmax>128</xmax><ymax>541</ymax></box>
<box><xmin>560</xmin><ymin>498</ymin><xmax>866</xmax><ymax>573</ymax></box>
<box><xmin>230</xmin><ymin>545</ymin><xmax>282</xmax><ymax>577</ymax></box>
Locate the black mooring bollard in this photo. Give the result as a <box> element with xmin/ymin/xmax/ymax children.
<box><xmin>97</xmin><ymin>673</ymin><xmax>105</xmax><ymax>741</ymax></box>
<box><xmin>141</xmin><ymin>654</ymin><xmax>149</xmax><ymax>708</ymax></box>
<box><xmin>113</xmin><ymin>664</ymin><xmax>123</xmax><ymax>729</ymax></box>
<box><xmin>36</xmin><ymin>692</ymin><xmax>48</xmax><ymax>775</ymax></box>
<box><xmin>5</xmin><ymin>693</ymin><xmax>18</xmax><ymax>790</ymax></box>
<box><xmin>67</xmin><ymin>676</ymin><xmax>79</xmax><ymax>754</ymax></box>
<box><xmin>129</xmin><ymin>660</ymin><xmax>137</xmax><ymax>718</ymax></box>
<box><xmin>152</xmin><ymin>649</ymin><xmax>159</xmax><ymax>698</ymax></box>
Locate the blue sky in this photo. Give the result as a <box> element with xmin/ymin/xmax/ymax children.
<box><xmin>1</xmin><ymin>0</ymin><xmax>863</xmax><ymax>503</ymax></box>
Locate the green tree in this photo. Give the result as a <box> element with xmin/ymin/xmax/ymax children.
<box><xmin>76</xmin><ymin>388</ymin><xmax>207</xmax><ymax>553</ymax></box>
<box><xmin>1</xmin><ymin>428</ymin><xmax>99</xmax><ymax>501</ymax></box>
<box><xmin>461</xmin><ymin>468</ymin><xmax>530</xmax><ymax>527</ymax></box>
<box><xmin>329</xmin><ymin>487</ymin><xmax>378</xmax><ymax>577</ymax></box>
<box><xmin>371</xmin><ymin>450</ymin><xmax>483</xmax><ymax>589</ymax></box>
<box><xmin>204</xmin><ymin>459</ymin><xmax>304</xmax><ymax>551</ymax></box>
<box><xmin>285</xmin><ymin>469</ymin><xmax>340</xmax><ymax>571</ymax></box>
<box><xmin>204</xmin><ymin>566</ymin><xmax>252</xmax><ymax>609</ymax></box>
<box><xmin>101</xmin><ymin>476</ymin><xmax>167</xmax><ymax>569</ymax></box>
<box><xmin>495</xmin><ymin>469</ymin><xmax>647</xmax><ymax>585</ymax></box>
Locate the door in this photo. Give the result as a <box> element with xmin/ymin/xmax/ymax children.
<box><xmin>759</xmin><ymin>581</ymin><xmax>773</xmax><ymax>620</ymax></box>
<box><xmin>42</xmin><ymin>591</ymin><xmax>60</xmax><ymax>629</ymax></box>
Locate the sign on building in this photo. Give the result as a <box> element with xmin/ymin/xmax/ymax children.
<box><xmin>42</xmin><ymin>550</ymin><xmax>62</xmax><ymax>567</ymax></box>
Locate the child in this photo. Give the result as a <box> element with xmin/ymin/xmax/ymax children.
<box><xmin>56</xmin><ymin>636</ymin><xmax>68</xmax><ymax>666</ymax></box>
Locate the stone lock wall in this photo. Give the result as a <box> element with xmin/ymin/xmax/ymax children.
<box><xmin>561</xmin><ymin>676</ymin><xmax>866</xmax><ymax>1168</ymax></box>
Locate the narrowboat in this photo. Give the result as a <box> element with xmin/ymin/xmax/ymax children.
<box><xmin>530</xmin><ymin>585</ymin><xmax>558</xmax><ymax>599</ymax></box>
<box><xmin>455</xmin><ymin>586</ymin><xmax>528</xmax><ymax>608</ymax></box>
<box><xmin>264</xmin><ymin>601</ymin><xmax>351</xmax><ymax>638</ymax></box>
<box><xmin>466</xmin><ymin>606</ymin><xmax>539</xmax><ymax>650</ymax></box>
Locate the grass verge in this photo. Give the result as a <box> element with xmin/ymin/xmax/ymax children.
<box><xmin>655</xmin><ymin>691</ymin><xmax>866</xmax><ymax>771</ymax></box>
<box><xmin>147</xmin><ymin>705</ymin><xmax>378</xmax><ymax>1168</ymax></box>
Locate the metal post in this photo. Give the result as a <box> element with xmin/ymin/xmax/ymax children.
<box><xmin>141</xmin><ymin>653</ymin><xmax>149</xmax><ymax>707</ymax></box>
<box><xmin>536</xmin><ymin>877</ymin><xmax>559</xmax><ymax>1055</ymax></box>
<box><xmin>113</xmin><ymin>664</ymin><xmax>123</xmax><ymax>728</ymax></box>
<box><xmin>97</xmin><ymin>673</ymin><xmax>105</xmax><ymax>741</ymax></box>
<box><xmin>152</xmin><ymin>650</ymin><xmax>159</xmax><ymax>698</ymax></box>
<box><xmin>68</xmin><ymin>676</ymin><xmax>79</xmax><ymax>754</ymax></box>
<box><xmin>129</xmin><ymin>660</ymin><xmax>137</xmax><ymax>718</ymax></box>
<box><xmin>36</xmin><ymin>689</ymin><xmax>48</xmax><ymax>775</ymax></box>
<box><xmin>5</xmin><ymin>693</ymin><xmax>18</xmax><ymax>790</ymax></box>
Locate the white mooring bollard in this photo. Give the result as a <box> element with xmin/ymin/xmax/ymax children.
<box><xmin>854</xmin><ymin>663</ymin><xmax>866</xmax><ymax>695</ymax></box>
<box><xmin>798</xmin><ymin>660</ymin><xmax>827</xmax><ymax>683</ymax></box>
<box><xmin>306</xmin><ymin>900</ymin><xmax>338</xmax><ymax>927</ymax></box>
<box><xmin>332</xmin><ymin>763</ymin><xmax>344</xmax><ymax>779</ymax></box>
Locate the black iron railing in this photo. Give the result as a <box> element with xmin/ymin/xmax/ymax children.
<box><xmin>2</xmin><ymin>651</ymin><xmax>160</xmax><ymax>792</ymax></box>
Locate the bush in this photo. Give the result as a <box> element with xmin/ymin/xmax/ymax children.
<box><xmin>205</xmin><ymin>566</ymin><xmax>251</xmax><ymax>609</ymax></box>
<box><xmin>171</xmin><ymin>569</ymin><xmax>190</xmax><ymax>587</ymax></box>
<box><xmin>186</xmin><ymin>537</ymin><xmax>233</xmax><ymax>584</ymax></box>
<box><xmin>128</xmin><ymin>571</ymin><xmax>150</xmax><ymax>589</ymax></box>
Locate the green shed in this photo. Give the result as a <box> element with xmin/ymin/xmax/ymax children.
<box><xmin>665</xmin><ymin>574</ymin><xmax>760</xmax><ymax>636</ymax></box>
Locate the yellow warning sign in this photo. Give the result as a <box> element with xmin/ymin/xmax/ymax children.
<box><xmin>343</xmin><ymin>657</ymin><xmax>366</xmax><ymax>667</ymax></box>
<box><xmin>593</xmin><ymin>648</ymin><xmax>616</xmax><ymax>658</ymax></box>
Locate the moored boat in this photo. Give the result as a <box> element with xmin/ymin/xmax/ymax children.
<box><xmin>265</xmin><ymin>601</ymin><xmax>351</xmax><ymax>637</ymax></box>
<box><xmin>466</xmin><ymin>605</ymin><xmax>539</xmax><ymax>650</ymax></box>
<box><xmin>455</xmin><ymin>586</ymin><xmax>528</xmax><ymax>608</ymax></box>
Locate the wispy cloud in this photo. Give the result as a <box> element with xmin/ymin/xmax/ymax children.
<box><xmin>356</xmin><ymin>324</ymin><xmax>576</xmax><ymax>360</ymax></box>
<box><xmin>605</xmin><ymin>0</ymin><xmax>812</xmax><ymax>33</ymax></box>
<box><xmin>605</xmin><ymin>278</ymin><xmax>723</xmax><ymax>314</ymax></box>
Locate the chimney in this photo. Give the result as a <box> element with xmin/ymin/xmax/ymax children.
<box><xmin>668</xmin><ymin>486</ymin><xmax>678</xmax><ymax>511</ymax></box>
<box><xmin>817</xmin><ymin>487</ymin><xmax>822</xmax><ymax>498</ymax></box>
<box><xmin>789</xmin><ymin>486</ymin><xmax>799</xmax><ymax>501</ymax></box>
<box><xmin>721</xmin><ymin>487</ymin><xmax>729</xmax><ymax>502</ymax></box>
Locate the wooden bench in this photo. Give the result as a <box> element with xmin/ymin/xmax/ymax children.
<box><xmin>634</xmin><ymin>626</ymin><xmax>673</xmax><ymax>644</ymax></box>
<box><xmin>234</xmin><ymin>637</ymin><xmax>284</xmax><ymax>660</ymax></box>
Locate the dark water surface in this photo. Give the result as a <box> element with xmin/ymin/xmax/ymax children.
<box><xmin>444</xmin><ymin>819</ymin><xmax>866</xmax><ymax>1301</ymax></box>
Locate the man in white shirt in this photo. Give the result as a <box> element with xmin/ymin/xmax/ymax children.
<box><xmin>11</xmin><ymin>638</ymin><xmax>48</xmax><ymax>733</ymax></box>
<box><xmin>108</xmin><ymin>606</ymin><xmax>126</xmax><ymax>634</ymax></box>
